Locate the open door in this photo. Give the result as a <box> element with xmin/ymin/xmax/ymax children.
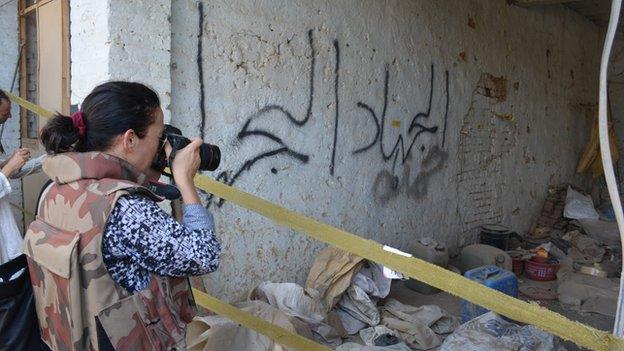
<box><xmin>18</xmin><ymin>0</ymin><xmax>70</xmax><ymax>229</ymax></box>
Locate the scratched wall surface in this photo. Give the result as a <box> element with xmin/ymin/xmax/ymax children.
<box><xmin>168</xmin><ymin>0</ymin><xmax>600</xmax><ymax>300</ymax></box>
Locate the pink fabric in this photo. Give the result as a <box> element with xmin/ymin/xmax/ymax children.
<box><xmin>71</xmin><ymin>111</ymin><xmax>86</xmax><ymax>138</ymax></box>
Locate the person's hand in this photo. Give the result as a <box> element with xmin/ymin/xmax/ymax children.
<box><xmin>1</xmin><ymin>148</ymin><xmax>30</xmax><ymax>178</ymax></box>
<box><xmin>171</xmin><ymin>138</ymin><xmax>202</xmax><ymax>185</ymax></box>
<box><xmin>170</xmin><ymin>139</ymin><xmax>203</xmax><ymax>205</ymax></box>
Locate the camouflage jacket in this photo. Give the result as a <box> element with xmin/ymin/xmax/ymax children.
<box><xmin>23</xmin><ymin>152</ymin><xmax>196</xmax><ymax>351</ymax></box>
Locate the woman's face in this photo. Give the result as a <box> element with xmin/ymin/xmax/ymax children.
<box><xmin>131</xmin><ymin>107</ymin><xmax>165</xmax><ymax>174</ymax></box>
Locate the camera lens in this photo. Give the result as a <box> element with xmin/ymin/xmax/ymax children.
<box><xmin>199</xmin><ymin>143</ymin><xmax>221</xmax><ymax>171</ymax></box>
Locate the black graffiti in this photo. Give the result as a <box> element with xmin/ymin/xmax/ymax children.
<box><xmin>206</xmin><ymin>29</ymin><xmax>319</xmax><ymax>207</ymax></box>
<box><xmin>330</xmin><ymin>39</ymin><xmax>340</xmax><ymax>176</ymax></box>
<box><xmin>372</xmin><ymin>145</ymin><xmax>448</xmax><ymax>203</ymax></box>
<box><xmin>196</xmin><ymin>24</ymin><xmax>451</xmax><ymax>207</ymax></box>
<box><xmin>197</xmin><ymin>2</ymin><xmax>207</xmax><ymax>140</ymax></box>
<box><xmin>353</xmin><ymin>64</ymin><xmax>447</xmax><ymax>175</ymax></box>
<box><xmin>442</xmin><ymin>70</ymin><xmax>449</xmax><ymax>148</ymax></box>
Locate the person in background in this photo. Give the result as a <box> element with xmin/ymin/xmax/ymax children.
<box><xmin>23</xmin><ymin>82</ymin><xmax>220</xmax><ymax>351</ymax></box>
<box><xmin>0</xmin><ymin>89</ymin><xmax>30</xmax><ymax>265</ymax></box>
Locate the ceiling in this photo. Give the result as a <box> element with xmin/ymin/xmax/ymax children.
<box><xmin>511</xmin><ymin>0</ymin><xmax>624</xmax><ymax>34</ymax></box>
<box><xmin>566</xmin><ymin>0</ymin><xmax>622</xmax><ymax>32</ymax></box>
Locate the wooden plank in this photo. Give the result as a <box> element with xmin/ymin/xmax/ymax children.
<box><xmin>18</xmin><ymin>0</ymin><xmax>28</xmax><ymax>233</ymax></box>
<box><xmin>18</xmin><ymin>0</ymin><xmax>28</xmax><ymax>141</ymax></box>
<box><xmin>61</xmin><ymin>0</ymin><xmax>69</xmax><ymax>114</ymax></box>
<box><xmin>20</xmin><ymin>0</ymin><xmax>53</xmax><ymax>16</ymax></box>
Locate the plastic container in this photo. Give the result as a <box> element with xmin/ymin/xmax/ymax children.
<box><xmin>511</xmin><ymin>257</ymin><xmax>524</xmax><ymax>276</ymax></box>
<box><xmin>456</xmin><ymin>244</ymin><xmax>512</xmax><ymax>273</ymax></box>
<box><xmin>461</xmin><ymin>265</ymin><xmax>518</xmax><ymax>322</ymax></box>
<box><xmin>525</xmin><ymin>258</ymin><xmax>560</xmax><ymax>281</ymax></box>
<box><xmin>507</xmin><ymin>250</ymin><xmax>525</xmax><ymax>276</ymax></box>
<box><xmin>405</xmin><ymin>238</ymin><xmax>448</xmax><ymax>294</ymax></box>
<box><xmin>479</xmin><ymin>224</ymin><xmax>511</xmax><ymax>251</ymax></box>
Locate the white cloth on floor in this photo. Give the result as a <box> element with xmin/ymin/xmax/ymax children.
<box><xmin>336</xmin><ymin>285</ymin><xmax>380</xmax><ymax>334</ymax></box>
<box><xmin>250</xmin><ymin>282</ymin><xmax>326</xmax><ymax>325</ymax></box>
<box><xmin>249</xmin><ymin>282</ymin><xmax>343</xmax><ymax>347</ymax></box>
<box><xmin>353</xmin><ymin>262</ymin><xmax>392</xmax><ymax>299</ymax></box>
<box><xmin>380</xmin><ymin>299</ymin><xmax>459</xmax><ymax>350</ymax></box>
<box><xmin>440</xmin><ymin>312</ymin><xmax>562</xmax><ymax>351</ymax></box>
<box><xmin>336</xmin><ymin>342</ymin><xmax>412</xmax><ymax>351</ymax></box>
<box><xmin>186</xmin><ymin>300</ymin><xmax>309</xmax><ymax>351</ymax></box>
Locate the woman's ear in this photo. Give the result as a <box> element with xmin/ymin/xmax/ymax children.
<box><xmin>121</xmin><ymin>129</ymin><xmax>137</xmax><ymax>152</ymax></box>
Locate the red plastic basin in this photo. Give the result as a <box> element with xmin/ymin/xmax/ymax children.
<box><xmin>525</xmin><ymin>258</ymin><xmax>560</xmax><ymax>281</ymax></box>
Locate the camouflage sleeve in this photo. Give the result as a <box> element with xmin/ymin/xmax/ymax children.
<box><xmin>102</xmin><ymin>194</ymin><xmax>221</xmax><ymax>292</ymax></box>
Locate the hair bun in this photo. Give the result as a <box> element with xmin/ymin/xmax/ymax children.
<box><xmin>40</xmin><ymin>113</ymin><xmax>80</xmax><ymax>154</ymax></box>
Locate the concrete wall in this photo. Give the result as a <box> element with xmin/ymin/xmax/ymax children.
<box><xmin>108</xmin><ymin>0</ymin><xmax>172</xmax><ymax>122</ymax></box>
<box><xmin>0</xmin><ymin>0</ymin><xmax>605</xmax><ymax>301</ymax></box>
<box><xmin>169</xmin><ymin>0</ymin><xmax>601</xmax><ymax>300</ymax></box>
<box><xmin>71</xmin><ymin>0</ymin><xmax>172</xmax><ymax>122</ymax></box>
<box><xmin>0</xmin><ymin>1</ymin><xmax>24</xmax><ymax>223</ymax></box>
<box><xmin>70</xmin><ymin>0</ymin><xmax>111</xmax><ymax>105</ymax></box>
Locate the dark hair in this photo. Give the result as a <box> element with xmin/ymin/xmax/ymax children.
<box><xmin>0</xmin><ymin>89</ymin><xmax>9</xmax><ymax>104</ymax></box>
<box><xmin>40</xmin><ymin>81</ymin><xmax>160</xmax><ymax>154</ymax></box>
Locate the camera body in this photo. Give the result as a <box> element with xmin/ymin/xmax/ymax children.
<box><xmin>151</xmin><ymin>124</ymin><xmax>221</xmax><ymax>174</ymax></box>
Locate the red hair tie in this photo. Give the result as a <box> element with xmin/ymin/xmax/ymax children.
<box><xmin>71</xmin><ymin>111</ymin><xmax>86</xmax><ymax>138</ymax></box>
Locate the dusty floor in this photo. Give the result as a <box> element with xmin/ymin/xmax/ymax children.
<box><xmin>388</xmin><ymin>278</ymin><xmax>613</xmax><ymax>351</ymax></box>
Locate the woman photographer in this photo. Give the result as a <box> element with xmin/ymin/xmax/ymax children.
<box><xmin>23</xmin><ymin>81</ymin><xmax>220</xmax><ymax>351</ymax></box>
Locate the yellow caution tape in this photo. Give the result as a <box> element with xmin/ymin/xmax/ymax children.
<box><xmin>194</xmin><ymin>175</ymin><xmax>624</xmax><ymax>351</ymax></box>
<box><xmin>9</xmin><ymin>92</ymin><xmax>624</xmax><ymax>351</ymax></box>
<box><xmin>6</xmin><ymin>93</ymin><xmax>331</xmax><ymax>350</ymax></box>
<box><xmin>192</xmin><ymin>288</ymin><xmax>332</xmax><ymax>351</ymax></box>
<box><xmin>5</xmin><ymin>91</ymin><xmax>55</xmax><ymax>118</ymax></box>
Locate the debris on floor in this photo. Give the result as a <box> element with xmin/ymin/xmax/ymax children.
<box><xmin>379</xmin><ymin>298</ymin><xmax>459</xmax><ymax>350</ymax></box>
<box><xmin>186</xmin><ymin>246</ymin><xmax>463</xmax><ymax>350</ymax></box>
<box><xmin>305</xmin><ymin>247</ymin><xmax>365</xmax><ymax>311</ymax></box>
<box><xmin>336</xmin><ymin>341</ymin><xmax>412</xmax><ymax>351</ymax></box>
<box><xmin>563</xmin><ymin>186</ymin><xmax>600</xmax><ymax>221</ymax></box>
<box><xmin>503</xmin><ymin>184</ymin><xmax>622</xmax><ymax>323</ymax></box>
<box><xmin>529</xmin><ymin>185</ymin><xmax>569</xmax><ymax>239</ymax></box>
<box><xmin>454</xmin><ymin>244</ymin><xmax>512</xmax><ymax>273</ymax></box>
<box><xmin>439</xmin><ymin>312</ymin><xmax>566</xmax><ymax>351</ymax></box>
<box><xmin>557</xmin><ymin>267</ymin><xmax>619</xmax><ymax>317</ymax></box>
<box><xmin>405</xmin><ymin>238</ymin><xmax>448</xmax><ymax>295</ymax></box>
<box><xmin>461</xmin><ymin>265</ymin><xmax>518</xmax><ymax>322</ymax></box>
<box><xmin>187</xmin><ymin>300</ymin><xmax>306</xmax><ymax>351</ymax></box>
<box><xmin>188</xmin><ymin>184</ymin><xmax>620</xmax><ymax>351</ymax></box>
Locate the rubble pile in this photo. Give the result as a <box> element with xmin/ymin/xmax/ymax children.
<box><xmin>187</xmin><ymin>184</ymin><xmax>621</xmax><ymax>351</ymax></box>
<box><xmin>188</xmin><ymin>247</ymin><xmax>462</xmax><ymax>350</ymax></box>
<box><xmin>514</xmin><ymin>185</ymin><xmax>622</xmax><ymax>319</ymax></box>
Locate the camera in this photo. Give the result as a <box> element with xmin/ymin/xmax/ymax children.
<box><xmin>151</xmin><ymin>124</ymin><xmax>221</xmax><ymax>174</ymax></box>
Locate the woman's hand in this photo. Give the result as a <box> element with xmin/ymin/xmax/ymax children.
<box><xmin>2</xmin><ymin>148</ymin><xmax>30</xmax><ymax>177</ymax></box>
<box><xmin>171</xmin><ymin>138</ymin><xmax>202</xmax><ymax>204</ymax></box>
<box><xmin>1</xmin><ymin>148</ymin><xmax>30</xmax><ymax>178</ymax></box>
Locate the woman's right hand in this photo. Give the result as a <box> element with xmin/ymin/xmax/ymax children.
<box><xmin>171</xmin><ymin>138</ymin><xmax>203</xmax><ymax>204</ymax></box>
<box><xmin>1</xmin><ymin>148</ymin><xmax>30</xmax><ymax>178</ymax></box>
